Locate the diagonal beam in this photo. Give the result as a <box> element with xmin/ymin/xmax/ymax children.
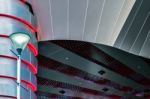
<box><xmin>93</xmin><ymin>43</ymin><xmax>150</xmax><ymax>80</ymax></box>
<box><xmin>39</xmin><ymin>42</ymin><xmax>145</xmax><ymax>90</ymax></box>
<box><xmin>38</xmin><ymin>67</ymin><xmax>124</xmax><ymax>96</ymax></box>
<box><xmin>38</xmin><ymin>85</ymin><xmax>110</xmax><ymax>99</ymax></box>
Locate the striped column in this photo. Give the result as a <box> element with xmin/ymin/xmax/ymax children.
<box><xmin>0</xmin><ymin>0</ymin><xmax>38</xmax><ymax>99</ymax></box>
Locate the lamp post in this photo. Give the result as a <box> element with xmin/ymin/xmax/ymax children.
<box><xmin>9</xmin><ymin>32</ymin><xmax>30</xmax><ymax>99</ymax></box>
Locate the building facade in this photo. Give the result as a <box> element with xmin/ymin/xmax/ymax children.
<box><xmin>0</xmin><ymin>0</ymin><xmax>38</xmax><ymax>98</ymax></box>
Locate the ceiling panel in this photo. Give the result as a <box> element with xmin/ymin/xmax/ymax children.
<box><xmin>38</xmin><ymin>85</ymin><xmax>108</xmax><ymax>99</ymax></box>
<box><xmin>51</xmin><ymin>0</ymin><xmax>68</xmax><ymax>39</ymax></box>
<box><xmin>37</xmin><ymin>40</ymin><xmax>150</xmax><ymax>98</ymax></box>
<box><xmin>32</xmin><ymin>0</ymin><xmax>150</xmax><ymax>59</ymax></box>
<box><xmin>130</xmin><ymin>13</ymin><xmax>150</xmax><ymax>55</ymax></box>
<box><xmin>83</xmin><ymin>0</ymin><xmax>105</xmax><ymax>42</ymax></box>
<box><xmin>69</xmin><ymin>0</ymin><xmax>87</xmax><ymax>40</ymax></box>
<box><xmin>139</xmin><ymin>30</ymin><xmax>150</xmax><ymax>58</ymax></box>
<box><xmin>95</xmin><ymin>0</ymin><xmax>124</xmax><ymax>44</ymax></box>
<box><xmin>32</xmin><ymin>0</ymin><xmax>54</xmax><ymax>40</ymax></box>
<box><xmin>31</xmin><ymin>0</ymin><xmax>135</xmax><ymax>46</ymax></box>
<box><xmin>39</xmin><ymin>42</ymin><xmax>145</xmax><ymax>90</ymax></box>
<box><xmin>38</xmin><ymin>67</ymin><xmax>124</xmax><ymax>96</ymax></box>
<box><xmin>114</xmin><ymin>0</ymin><xmax>150</xmax><ymax>58</ymax></box>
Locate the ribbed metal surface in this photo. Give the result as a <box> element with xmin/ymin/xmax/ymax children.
<box><xmin>114</xmin><ymin>0</ymin><xmax>150</xmax><ymax>59</ymax></box>
<box><xmin>31</xmin><ymin>0</ymin><xmax>135</xmax><ymax>46</ymax></box>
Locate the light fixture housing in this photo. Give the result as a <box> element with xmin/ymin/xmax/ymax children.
<box><xmin>9</xmin><ymin>32</ymin><xmax>31</xmax><ymax>55</ymax></box>
<box><xmin>59</xmin><ymin>90</ymin><xmax>65</xmax><ymax>94</ymax></box>
<box><xmin>98</xmin><ymin>70</ymin><xmax>106</xmax><ymax>75</ymax></box>
<box><xmin>102</xmin><ymin>88</ymin><xmax>109</xmax><ymax>92</ymax></box>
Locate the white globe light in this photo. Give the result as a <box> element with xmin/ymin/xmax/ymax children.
<box><xmin>10</xmin><ymin>32</ymin><xmax>30</xmax><ymax>55</ymax></box>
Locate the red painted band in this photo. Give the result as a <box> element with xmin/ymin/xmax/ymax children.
<box><xmin>0</xmin><ymin>55</ymin><xmax>37</xmax><ymax>74</ymax></box>
<box><xmin>0</xmin><ymin>14</ymin><xmax>37</xmax><ymax>33</ymax></box>
<box><xmin>0</xmin><ymin>34</ymin><xmax>38</xmax><ymax>56</ymax></box>
<box><xmin>0</xmin><ymin>95</ymin><xmax>17</xmax><ymax>99</ymax></box>
<box><xmin>28</xmin><ymin>43</ymin><xmax>38</xmax><ymax>56</ymax></box>
<box><xmin>0</xmin><ymin>75</ymin><xmax>37</xmax><ymax>92</ymax></box>
<box><xmin>20</xmin><ymin>0</ymin><xmax>27</xmax><ymax>3</ymax></box>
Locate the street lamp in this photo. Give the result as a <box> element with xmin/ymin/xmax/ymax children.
<box><xmin>9</xmin><ymin>32</ymin><xmax>30</xmax><ymax>99</ymax></box>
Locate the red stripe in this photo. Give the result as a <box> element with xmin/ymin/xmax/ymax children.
<box><xmin>0</xmin><ymin>75</ymin><xmax>36</xmax><ymax>92</ymax></box>
<box><xmin>0</xmin><ymin>35</ymin><xmax>8</xmax><ymax>38</ymax></box>
<box><xmin>0</xmin><ymin>14</ymin><xmax>37</xmax><ymax>33</ymax></box>
<box><xmin>27</xmin><ymin>43</ymin><xmax>38</xmax><ymax>56</ymax></box>
<box><xmin>0</xmin><ymin>95</ymin><xmax>17</xmax><ymax>99</ymax></box>
<box><xmin>0</xmin><ymin>55</ymin><xmax>37</xmax><ymax>74</ymax></box>
<box><xmin>20</xmin><ymin>0</ymin><xmax>27</xmax><ymax>3</ymax></box>
<box><xmin>0</xmin><ymin>34</ymin><xmax>38</xmax><ymax>56</ymax></box>
<box><xmin>108</xmin><ymin>95</ymin><xmax>121</xmax><ymax>99</ymax></box>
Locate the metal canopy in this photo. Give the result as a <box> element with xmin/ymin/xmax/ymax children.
<box><xmin>37</xmin><ymin>40</ymin><xmax>150</xmax><ymax>99</ymax></box>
